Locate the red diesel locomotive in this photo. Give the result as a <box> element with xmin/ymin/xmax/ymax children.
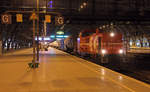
<box><xmin>78</xmin><ymin>29</ymin><xmax>124</xmax><ymax>63</ymax></box>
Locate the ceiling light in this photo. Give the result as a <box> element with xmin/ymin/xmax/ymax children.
<box><xmin>80</xmin><ymin>5</ymin><xmax>83</xmax><ymax>9</ymax></box>
<box><xmin>83</xmin><ymin>2</ymin><xmax>87</xmax><ymax>6</ymax></box>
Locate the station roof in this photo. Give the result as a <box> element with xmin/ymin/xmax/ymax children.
<box><xmin>1</xmin><ymin>0</ymin><xmax>150</xmax><ymax>39</ymax></box>
<box><xmin>1</xmin><ymin>0</ymin><xmax>150</xmax><ymax>21</ymax></box>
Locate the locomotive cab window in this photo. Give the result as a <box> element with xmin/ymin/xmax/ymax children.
<box><xmin>82</xmin><ymin>31</ymin><xmax>95</xmax><ymax>37</ymax></box>
<box><xmin>98</xmin><ymin>37</ymin><xmax>101</xmax><ymax>50</ymax></box>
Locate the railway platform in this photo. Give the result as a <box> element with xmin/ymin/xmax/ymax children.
<box><xmin>0</xmin><ymin>47</ymin><xmax>150</xmax><ymax>92</ymax></box>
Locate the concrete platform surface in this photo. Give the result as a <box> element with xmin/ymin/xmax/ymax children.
<box><xmin>0</xmin><ymin>47</ymin><xmax>150</xmax><ymax>92</ymax></box>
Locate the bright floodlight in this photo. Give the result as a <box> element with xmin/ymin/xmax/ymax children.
<box><xmin>110</xmin><ymin>32</ymin><xmax>115</xmax><ymax>37</ymax></box>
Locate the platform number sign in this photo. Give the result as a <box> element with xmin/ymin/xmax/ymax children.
<box><xmin>55</xmin><ymin>16</ymin><xmax>64</xmax><ymax>25</ymax></box>
<box><xmin>16</xmin><ymin>14</ymin><xmax>23</xmax><ymax>22</ymax></box>
<box><xmin>45</xmin><ymin>15</ymin><xmax>51</xmax><ymax>23</ymax></box>
<box><xmin>30</xmin><ymin>12</ymin><xmax>37</xmax><ymax>20</ymax></box>
<box><xmin>1</xmin><ymin>14</ymin><xmax>12</xmax><ymax>24</ymax></box>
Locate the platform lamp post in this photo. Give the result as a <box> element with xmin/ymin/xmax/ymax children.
<box><xmin>32</xmin><ymin>10</ymin><xmax>36</xmax><ymax>68</ymax></box>
<box><xmin>29</xmin><ymin>0</ymin><xmax>40</xmax><ymax>68</ymax></box>
<box><xmin>36</xmin><ymin>0</ymin><xmax>40</xmax><ymax>61</ymax></box>
<box><xmin>28</xmin><ymin>9</ymin><xmax>39</xmax><ymax>68</ymax></box>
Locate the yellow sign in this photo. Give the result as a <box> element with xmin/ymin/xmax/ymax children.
<box><xmin>16</xmin><ymin>14</ymin><xmax>23</xmax><ymax>22</ymax></box>
<box><xmin>45</xmin><ymin>15</ymin><xmax>51</xmax><ymax>23</ymax></box>
<box><xmin>30</xmin><ymin>12</ymin><xmax>37</xmax><ymax>20</ymax></box>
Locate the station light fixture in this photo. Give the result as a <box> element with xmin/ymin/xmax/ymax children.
<box><xmin>77</xmin><ymin>38</ymin><xmax>80</xmax><ymax>41</ymax></box>
<box><xmin>64</xmin><ymin>35</ymin><xmax>69</xmax><ymax>38</ymax></box>
<box><xmin>103</xmin><ymin>25</ymin><xmax>105</xmax><ymax>28</ymax></box>
<box><xmin>56</xmin><ymin>35</ymin><xmax>64</xmax><ymax>38</ymax></box>
<box><xmin>56</xmin><ymin>31</ymin><xmax>64</xmax><ymax>35</ymax></box>
<box><xmin>83</xmin><ymin>2</ymin><xmax>87</xmax><ymax>6</ymax></box>
<box><xmin>35</xmin><ymin>37</ymin><xmax>42</xmax><ymax>41</ymax></box>
<box><xmin>99</xmin><ymin>27</ymin><xmax>102</xmax><ymax>29</ymax></box>
<box><xmin>44</xmin><ymin>42</ymin><xmax>48</xmax><ymax>44</ymax></box>
<box><xmin>44</xmin><ymin>37</ymin><xmax>50</xmax><ymax>40</ymax></box>
<box><xmin>50</xmin><ymin>35</ymin><xmax>69</xmax><ymax>39</ymax></box>
<box><xmin>50</xmin><ymin>35</ymin><xmax>55</xmax><ymax>38</ymax></box>
<box><xmin>80</xmin><ymin>5</ymin><xmax>84</xmax><ymax>9</ymax></box>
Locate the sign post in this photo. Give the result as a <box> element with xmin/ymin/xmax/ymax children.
<box><xmin>32</xmin><ymin>15</ymin><xmax>36</xmax><ymax>68</ymax></box>
<box><xmin>37</xmin><ymin>0</ymin><xmax>40</xmax><ymax>62</ymax></box>
<box><xmin>31</xmin><ymin>10</ymin><xmax>36</xmax><ymax>68</ymax></box>
<box><xmin>28</xmin><ymin>10</ymin><xmax>39</xmax><ymax>68</ymax></box>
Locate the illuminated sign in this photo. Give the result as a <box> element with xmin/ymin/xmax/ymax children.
<box><xmin>64</xmin><ymin>35</ymin><xmax>69</xmax><ymax>38</ymax></box>
<box><xmin>56</xmin><ymin>31</ymin><xmax>64</xmax><ymax>35</ymax></box>
<box><xmin>45</xmin><ymin>15</ymin><xmax>51</xmax><ymax>23</ymax></box>
<box><xmin>16</xmin><ymin>14</ymin><xmax>23</xmax><ymax>22</ymax></box>
<box><xmin>55</xmin><ymin>16</ymin><xmax>64</xmax><ymax>25</ymax></box>
<box><xmin>35</xmin><ymin>37</ymin><xmax>42</xmax><ymax>41</ymax></box>
<box><xmin>56</xmin><ymin>35</ymin><xmax>64</xmax><ymax>38</ymax></box>
<box><xmin>50</xmin><ymin>35</ymin><xmax>69</xmax><ymax>38</ymax></box>
<box><xmin>35</xmin><ymin>37</ymin><xmax>51</xmax><ymax>41</ymax></box>
<box><xmin>44</xmin><ymin>37</ymin><xmax>50</xmax><ymax>40</ymax></box>
<box><xmin>48</xmin><ymin>0</ymin><xmax>53</xmax><ymax>8</ymax></box>
<box><xmin>1</xmin><ymin>14</ymin><xmax>12</xmax><ymax>24</ymax></box>
<box><xmin>50</xmin><ymin>35</ymin><xmax>55</xmax><ymax>38</ymax></box>
<box><xmin>30</xmin><ymin>12</ymin><xmax>37</xmax><ymax>20</ymax></box>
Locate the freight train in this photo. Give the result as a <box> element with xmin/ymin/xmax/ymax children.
<box><xmin>50</xmin><ymin>29</ymin><xmax>125</xmax><ymax>63</ymax></box>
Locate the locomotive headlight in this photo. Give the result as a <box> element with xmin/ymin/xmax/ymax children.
<box><xmin>110</xmin><ymin>32</ymin><xmax>115</xmax><ymax>37</ymax></box>
<box><xmin>102</xmin><ymin>49</ymin><xmax>106</xmax><ymax>54</ymax></box>
<box><xmin>119</xmin><ymin>49</ymin><xmax>123</xmax><ymax>54</ymax></box>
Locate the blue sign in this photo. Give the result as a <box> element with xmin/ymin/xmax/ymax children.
<box><xmin>48</xmin><ymin>0</ymin><xmax>53</xmax><ymax>8</ymax></box>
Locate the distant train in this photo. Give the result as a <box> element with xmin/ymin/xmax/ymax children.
<box><xmin>50</xmin><ymin>29</ymin><xmax>125</xmax><ymax>63</ymax></box>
